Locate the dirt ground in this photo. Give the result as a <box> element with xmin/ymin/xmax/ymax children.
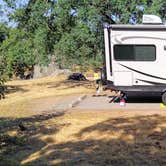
<box><xmin>1</xmin><ymin>75</ymin><xmax>166</xmax><ymax>166</ymax></box>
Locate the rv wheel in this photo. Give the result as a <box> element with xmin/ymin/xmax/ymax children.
<box><xmin>162</xmin><ymin>92</ymin><xmax>166</xmax><ymax>105</ymax></box>
<box><xmin>101</xmin><ymin>69</ymin><xmax>107</xmax><ymax>85</ymax></box>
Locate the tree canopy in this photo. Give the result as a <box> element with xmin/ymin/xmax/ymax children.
<box><xmin>0</xmin><ymin>0</ymin><xmax>165</xmax><ymax>79</ymax></box>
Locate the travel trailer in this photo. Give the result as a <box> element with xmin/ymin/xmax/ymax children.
<box><xmin>103</xmin><ymin>15</ymin><xmax>166</xmax><ymax>104</ymax></box>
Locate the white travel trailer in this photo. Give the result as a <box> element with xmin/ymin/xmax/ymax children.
<box><xmin>103</xmin><ymin>15</ymin><xmax>166</xmax><ymax>104</ymax></box>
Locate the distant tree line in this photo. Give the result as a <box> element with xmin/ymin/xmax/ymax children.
<box><xmin>0</xmin><ymin>0</ymin><xmax>165</xmax><ymax>81</ymax></box>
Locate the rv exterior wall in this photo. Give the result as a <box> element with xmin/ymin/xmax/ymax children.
<box><xmin>104</xmin><ymin>28</ymin><xmax>113</xmax><ymax>81</ymax></box>
<box><xmin>105</xmin><ymin>24</ymin><xmax>166</xmax><ymax>92</ymax></box>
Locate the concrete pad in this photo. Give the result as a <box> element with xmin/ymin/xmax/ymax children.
<box><xmin>72</xmin><ymin>95</ymin><xmax>166</xmax><ymax>111</ymax></box>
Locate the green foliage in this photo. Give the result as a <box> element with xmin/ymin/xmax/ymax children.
<box><xmin>1</xmin><ymin>28</ymin><xmax>34</xmax><ymax>76</ymax></box>
<box><xmin>56</xmin><ymin>22</ymin><xmax>100</xmax><ymax>67</ymax></box>
<box><xmin>54</xmin><ymin>0</ymin><xmax>165</xmax><ymax>69</ymax></box>
<box><xmin>33</xmin><ymin>26</ymin><xmax>50</xmax><ymax>66</ymax></box>
<box><xmin>0</xmin><ymin>23</ymin><xmax>8</xmax><ymax>98</ymax></box>
<box><xmin>0</xmin><ymin>0</ymin><xmax>57</xmax><ymax>77</ymax></box>
<box><xmin>0</xmin><ymin>0</ymin><xmax>166</xmax><ymax>76</ymax></box>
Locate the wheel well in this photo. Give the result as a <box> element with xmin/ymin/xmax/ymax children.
<box><xmin>162</xmin><ymin>90</ymin><xmax>166</xmax><ymax>95</ymax></box>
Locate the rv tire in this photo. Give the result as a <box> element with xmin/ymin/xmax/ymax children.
<box><xmin>101</xmin><ymin>69</ymin><xmax>107</xmax><ymax>85</ymax></box>
<box><xmin>162</xmin><ymin>92</ymin><xmax>166</xmax><ymax>105</ymax></box>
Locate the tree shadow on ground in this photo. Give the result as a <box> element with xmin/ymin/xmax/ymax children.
<box><xmin>0</xmin><ymin>111</ymin><xmax>66</xmax><ymax>166</ymax></box>
<box><xmin>48</xmin><ymin>80</ymin><xmax>94</xmax><ymax>90</ymax></box>
<box><xmin>4</xmin><ymin>113</ymin><xmax>165</xmax><ymax>166</ymax></box>
<box><xmin>4</xmin><ymin>79</ymin><xmax>94</xmax><ymax>97</ymax></box>
<box><xmin>4</xmin><ymin>85</ymin><xmax>29</xmax><ymax>94</ymax></box>
<box><xmin>0</xmin><ymin>115</ymin><xmax>166</xmax><ymax>166</ymax></box>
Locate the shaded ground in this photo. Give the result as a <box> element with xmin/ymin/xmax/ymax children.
<box><xmin>1</xmin><ymin>111</ymin><xmax>166</xmax><ymax>166</ymax></box>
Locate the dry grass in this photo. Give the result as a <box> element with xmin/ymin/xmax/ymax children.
<box><xmin>0</xmin><ymin>74</ymin><xmax>94</xmax><ymax>117</ymax></box>
<box><xmin>1</xmin><ymin>111</ymin><xmax>166</xmax><ymax>166</ymax></box>
<box><xmin>1</xmin><ymin>75</ymin><xmax>166</xmax><ymax>165</ymax></box>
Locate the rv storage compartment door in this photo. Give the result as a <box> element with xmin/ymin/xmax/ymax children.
<box><xmin>114</xmin><ymin>71</ymin><xmax>133</xmax><ymax>86</ymax></box>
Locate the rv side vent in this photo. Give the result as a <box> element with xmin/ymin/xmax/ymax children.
<box><xmin>142</xmin><ymin>15</ymin><xmax>162</xmax><ymax>24</ymax></box>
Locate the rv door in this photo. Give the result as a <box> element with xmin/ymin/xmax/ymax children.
<box><xmin>104</xmin><ymin>27</ymin><xmax>113</xmax><ymax>82</ymax></box>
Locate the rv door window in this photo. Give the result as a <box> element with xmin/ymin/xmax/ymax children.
<box><xmin>114</xmin><ymin>45</ymin><xmax>156</xmax><ymax>61</ymax></box>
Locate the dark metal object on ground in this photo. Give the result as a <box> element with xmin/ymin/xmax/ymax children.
<box><xmin>18</xmin><ymin>122</ymin><xmax>27</xmax><ymax>131</ymax></box>
<box><xmin>109</xmin><ymin>92</ymin><xmax>127</xmax><ymax>103</ymax></box>
<box><xmin>68</xmin><ymin>73</ymin><xmax>87</xmax><ymax>81</ymax></box>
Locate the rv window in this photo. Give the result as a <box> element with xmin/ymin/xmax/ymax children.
<box><xmin>114</xmin><ymin>45</ymin><xmax>156</xmax><ymax>61</ymax></box>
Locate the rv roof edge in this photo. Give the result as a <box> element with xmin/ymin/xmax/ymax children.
<box><xmin>110</xmin><ymin>24</ymin><xmax>166</xmax><ymax>30</ymax></box>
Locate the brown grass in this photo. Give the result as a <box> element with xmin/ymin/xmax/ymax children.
<box><xmin>1</xmin><ymin>75</ymin><xmax>166</xmax><ymax>166</ymax></box>
<box><xmin>1</xmin><ymin>112</ymin><xmax>166</xmax><ymax>166</ymax></box>
<box><xmin>0</xmin><ymin>74</ymin><xmax>94</xmax><ymax>117</ymax></box>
